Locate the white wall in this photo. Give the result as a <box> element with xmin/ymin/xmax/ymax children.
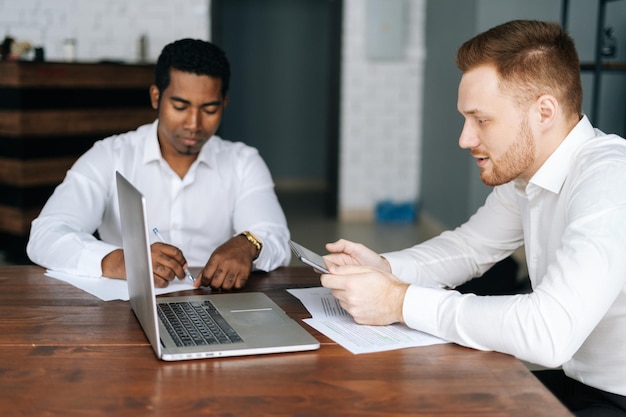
<box><xmin>0</xmin><ymin>0</ymin><xmax>209</xmax><ymax>63</ymax></box>
<box><xmin>339</xmin><ymin>0</ymin><xmax>426</xmax><ymax>220</ymax></box>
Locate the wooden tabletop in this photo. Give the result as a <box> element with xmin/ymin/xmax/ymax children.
<box><xmin>0</xmin><ymin>265</ymin><xmax>572</xmax><ymax>416</ymax></box>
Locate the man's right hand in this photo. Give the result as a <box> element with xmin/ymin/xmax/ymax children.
<box><xmin>101</xmin><ymin>243</ymin><xmax>191</xmax><ymax>288</ymax></box>
<box><xmin>149</xmin><ymin>242</ymin><xmax>191</xmax><ymax>287</ymax></box>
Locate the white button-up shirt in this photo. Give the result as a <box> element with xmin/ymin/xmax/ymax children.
<box><xmin>27</xmin><ymin>120</ymin><xmax>291</xmax><ymax>277</ymax></box>
<box><xmin>383</xmin><ymin>116</ymin><xmax>626</xmax><ymax>395</ymax></box>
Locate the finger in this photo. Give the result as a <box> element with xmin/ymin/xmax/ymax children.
<box><xmin>152</xmin><ymin>262</ymin><xmax>177</xmax><ymax>282</ymax></box>
<box><xmin>323</xmin><ymin>253</ymin><xmax>348</xmax><ymax>269</ymax></box>
<box><xmin>197</xmin><ymin>261</ymin><xmax>218</xmax><ymax>288</ymax></box>
<box><xmin>325</xmin><ymin>239</ymin><xmax>350</xmax><ymax>252</ymax></box>
<box><xmin>156</xmin><ymin>242</ymin><xmax>187</xmax><ymax>264</ymax></box>
<box><xmin>193</xmin><ymin>271</ymin><xmax>204</xmax><ymax>288</ymax></box>
<box><xmin>234</xmin><ymin>274</ymin><xmax>248</xmax><ymax>289</ymax></box>
<box><xmin>207</xmin><ymin>267</ymin><xmax>226</xmax><ymax>289</ymax></box>
<box><xmin>153</xmin><ymin>243</ymin><xmax>188</xmax><ymax>278</ymax></box>
<box><xmin>151</xmin><ymin>248</ymin><xmax>185</xmax><ymax>281</ymax></box>
<box><xmin>330</xmin><ymin>264</ymin><xmax>374</xmax><ymax>276</ymax></box>
<box><xmin>153</xmin><ymin>275</ymin><xmax>170</xmax><ymax>288</ymax></box>
<box><xmin>320</xmin><ymin>273</ymin><xmax>344</xmax><ymax>290</ymax></box>
<box><xmin>220</xmin><ymin>271</ymin><xmax>237</xmax><ymax>290</ymax></box>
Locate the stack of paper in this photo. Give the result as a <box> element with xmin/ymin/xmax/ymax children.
<box><xmin>287</xmin><ymin>287</ymin><xmax>448</xmax><ymax>354</ymax></box>
<box><xmin>45</xmin><ymin>270</ymin><xmax>194</xmax><ymax>301</ymax></box>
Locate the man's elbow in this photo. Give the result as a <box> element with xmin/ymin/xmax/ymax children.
<box><xmin>519</xmin><ymin>341</ymin><xmax>576</xmax><ymax>369</ymax></box>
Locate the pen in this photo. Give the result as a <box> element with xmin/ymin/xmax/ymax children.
<box><xmin>152</xmin><ymin>227</ymin><xmax>195</xmax><ymax>283</ymax></box>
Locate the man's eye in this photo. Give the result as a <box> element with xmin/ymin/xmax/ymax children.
<box><xmin>204</xmin><ymin>107</ymin><xmax>219</xmax><ymax>115</ymax></box>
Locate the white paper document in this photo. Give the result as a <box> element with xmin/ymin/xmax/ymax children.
<box><xmin>287</xmin><ymin>287</ymin><xmax>448</xmax><ymax>354</ymax></box>
<box><xmin>45</xmin><ymin>269</ymin><xmax>195</xmax><ymax>301</ymax></box>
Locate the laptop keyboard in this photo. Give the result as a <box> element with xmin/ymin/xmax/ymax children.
<box><xmin>158</xmin><ymin>300</ymin><xmax>244</xmax><ymax>347</ymax></box>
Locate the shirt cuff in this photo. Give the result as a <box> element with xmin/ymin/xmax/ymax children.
<box><xmin>78</xmin><ymin>241</ymin><xmax>121</xmax><ymax>277</ymax></box>
<box><xmin>402</xmin><ymin>284</ymin><xmax>450</xmax><ymax>338</ymax></box>
<box><xmin>381</xmin><ymin>251</ymin><xmax>414</xmax><ymax>282</ymax></box>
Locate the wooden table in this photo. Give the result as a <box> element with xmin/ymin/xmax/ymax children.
<box><xmin>0</xmin><ymin>265</ymin><xmax>572</xmax><ymax>416</ymax></box>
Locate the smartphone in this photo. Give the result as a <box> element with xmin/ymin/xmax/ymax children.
<box><xmin>289</xmin><ymin>240</ymin><xmax>330</xmax><ymax>273</ymax></box>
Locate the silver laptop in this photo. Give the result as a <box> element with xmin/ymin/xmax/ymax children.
<box><xmin>115</xmin><ymin>171</ymin><xmax>320</xmax><ymax>361</ymax></box>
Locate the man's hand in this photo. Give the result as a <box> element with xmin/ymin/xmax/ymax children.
<box><xmin>150</xmin><ymin>242</ymin><xmax>191</xmax><ymax>288</ymax></box>
<box><xmin>102</xmin><ymin>249</ymin><xmax>126</xmax><ymax>279</ymax></box>
<box><xmin>324</xmin><ymin>239</ymin><xmax>391</xmax><ymax>272</ymax></box>
<box><xmin>320</xmin><ymin>264</ymin><xmax>408</xmax><ymax>326</ymax></box>
<box><xmin>101</xmin><ymin>244</ymin><xmax>191</xmax><ymax>288</ymax></box>
<box><xmin>194</xmin><ymin>235</ymin><xmax>257</xmax><ymax>290</ymax></box>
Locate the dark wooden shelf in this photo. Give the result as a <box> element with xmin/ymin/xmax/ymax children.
<box><xmin>0</xmin><ymin>61</ymin><xmax>155</xmax><ymax>250</ymax></box>
<box><xmin>581</xmin><ymin>61</ymin><xmax>626</xmax><ymax>71</ymax></box>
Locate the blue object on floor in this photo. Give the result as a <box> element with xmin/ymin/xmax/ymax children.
<box><xmin>375</xmin><ymin>200</ymin><xmax>418</xmax><ymax>223</ymax></box>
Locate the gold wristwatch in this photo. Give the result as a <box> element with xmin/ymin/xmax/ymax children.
<box><xmin>241</xmin><ymin>231</ymin><xmax>263</xmax><ymax>259</ymax></box>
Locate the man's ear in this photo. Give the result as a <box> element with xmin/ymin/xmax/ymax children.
<box><xmin>536</xmin><ymin>94</ymin><xmax>558</xmax><ymax>128</ymax></box>
<box><xmin>149</xmin><ymin>85</ymin><xmax>160</xmax><ymax>110</ymax></box>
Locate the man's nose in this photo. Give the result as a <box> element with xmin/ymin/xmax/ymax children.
<box><xmin>459</xmin><ymin>121</ymin><xmax>479</xmax><ymax>149</ymax></box>
<box><xmin>184</xmin><ymin>109</ymin><xmax>201</xmax><ymax>131</ymax></box>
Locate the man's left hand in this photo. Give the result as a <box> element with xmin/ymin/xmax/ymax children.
<box><xmin>194</xmin><ymin>235</ymin><xmax>257</xmax><ymax>290</ymax></box>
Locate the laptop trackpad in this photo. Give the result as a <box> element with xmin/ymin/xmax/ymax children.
<box><xmin>229</xmin><ymin>309</ymin><xmax>286</xmax><ymax>327</ymax></box>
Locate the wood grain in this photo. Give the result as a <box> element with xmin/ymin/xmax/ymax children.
<box><xmin>0</xmin><ymin>266</ymin><xmax>573</xmax><ymax>416</ymax></box>
<box><xmin>0</xmin><ymin>61</ymin><xmax>154</xmax><ymax>88</ymax></box>
<box><xmin>0</xmin><ymin>108</ymin><xmax>156</xmax><ymax>136</ymax></box>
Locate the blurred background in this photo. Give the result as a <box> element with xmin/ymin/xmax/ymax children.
<box><xmin>1</xmin><ymin>0</ymin><xmax>625</xmax><ymax>268</ymax></box>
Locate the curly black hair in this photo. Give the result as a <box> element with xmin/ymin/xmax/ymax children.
<box><xmin>154</xmin><ymin>38</ymin><xmax>230</xmax><ymax>99</ymax></box>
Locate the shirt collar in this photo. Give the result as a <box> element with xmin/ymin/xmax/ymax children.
<box><xmin>143</xmin><ymin>120</ymin><xmax>162</xmax><ymax>164</ymax></box>
<box><xmin>525</xmin><ymin>115</ymin><xmax>597</xmax><ymax>194</ymax></box>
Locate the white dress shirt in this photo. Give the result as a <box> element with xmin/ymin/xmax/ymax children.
<box><xmin>383</xmin><ymin>116</ymin><xmax>626</xmax><ymax>396</ymax></box>
<box><xmin>27</xmin><ymin>120</ymin><xmax>291</xmax><ymax>277</ymax></box>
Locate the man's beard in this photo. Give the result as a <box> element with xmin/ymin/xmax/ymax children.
<box><xmin>177</xmin><ymin>146</ymin><xmax>197</xmax><ymax>156</ymax></box>
<box><xmin>481</xmin><ymin>118</ymin><xmax>535</xmax><ymax>186</ymax></box>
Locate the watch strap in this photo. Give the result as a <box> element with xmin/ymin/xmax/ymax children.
<box><xmin>241</xmin><ymin>231</ymin><xmax>262</xmax><ymax>259</ymax></box>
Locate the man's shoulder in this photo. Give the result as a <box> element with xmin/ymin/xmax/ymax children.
<box><xmin>208</xmin><ymin>136</ymin><xmax>260</xmax><ymax>157</ymax></box>
<box><xmin>93</xmin><ymin>121</ymin><xmax>156</xmax><ymax>150</ymax></box>
<box><xmin>565</xmin><ymin>134</ymin><xmax>626</xmax><ymax>194</ymax></box>
<box><xmin>575</xmin><ymin>134</ymin><xmax>626</xmax><ymax>166</ymax></box>
<box><xmin>109</xmin><ymin>121</ymin><xmax>155</xmax><ymax>142</ymax></box>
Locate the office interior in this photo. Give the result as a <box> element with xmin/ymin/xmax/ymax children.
<box><xmin>1</xmin><ymin>0</ymin><xmax>625</xmax><ymax>287</ymax></box>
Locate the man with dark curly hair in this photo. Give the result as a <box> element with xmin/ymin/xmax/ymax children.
<box><xmin>27</xmin><ymin>39</ymin><xmax>291</xmax><ymax>290</ymax></box>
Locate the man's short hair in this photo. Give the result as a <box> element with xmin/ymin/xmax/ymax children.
<box><xmin>154</xmin><ymin>38</ymin><xmax>231</xmax><ymax>99</ymax></box>
<box><xmin>456</xmin><ymin>20</ymin><xmax>582</xmax><ymax>118</ymax></box>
